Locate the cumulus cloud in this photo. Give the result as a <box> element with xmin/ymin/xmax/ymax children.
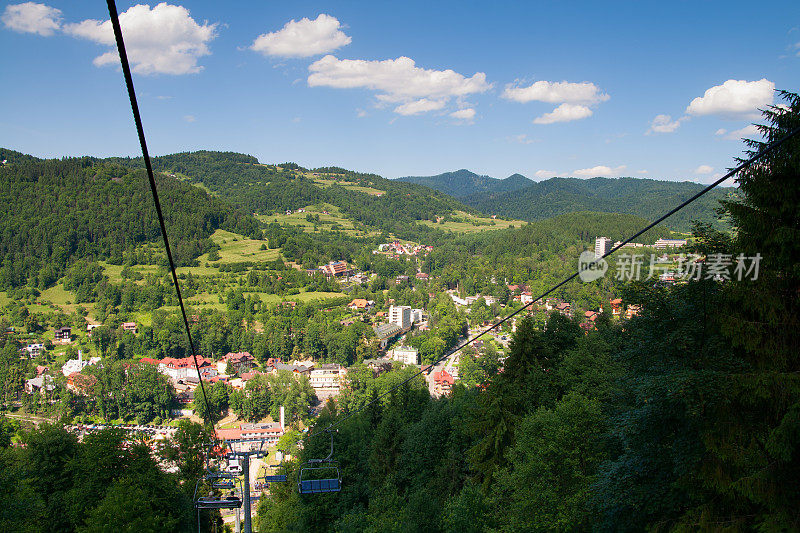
<box><xmin>503</xmin><ymin>79</ymin><xmax>608</xmax><ymax>125</ymax></box>
<box><xmin>307</xmin><ymin>55</ymin><xmax>491</xmax><ymax>115</ymax></box>
<box><xmin>572</xmin><ymin>165</ymin><xmax>627</xmax><ymax>177</ymax></box>
<box><xmin>65</xmin><ymin>3</ymin><xmax>217</xmax><ymax>75</ymax></box>
<box><xmin>394</xmin><ymin>98</ymin><xmax>445</xmax><ymax>116</ymax></box>
<box><xmin>502</xmin><ymin>80</ymin><xmax>609</xmax><ymax>105</ymax></box>
<box><xmin>694</xmin><ymin>164</ymin><xmax>714</xmax><ymax>174</ymax></box>
<box><xmin>715</xmin><ymin>124</ymin><xmax>760</xmax><ymax>140</ymax></box>
<box><xmin>686</xmin><ymin>79</ymin><xmax>774</xmax><ymax>119</ymax></box>
<box><xmin>647</xmin><ymin>114</ymin><xmax>684</xmax><ymax>134</ymax></box>
<box><xmin>534</xmin><ymin>170</ymin><xmax>557</xmax><ymax>179</ymax></box>
<box><xmin>2</xmin><ymin>2</ymin><xmax>62</xmax><ymax>36</ymax></box>
<box><xmin>533</xmin><ymin>103</ymin><xmax>592</xmax><ymax>124</ymax></box>
<box><xmin>450</xmin><ymin>108</ymin><xmax>476</xmax><ymax>120</ymax></box>
<box><xmin>250</xmin><ymin>14</ymin><xmax>350</xmax><ymax>58</ymax></box>
<box><xmin>509</xmin><ymin>134</ymin><xmax>536</xmax><ymax>145</ymax></box>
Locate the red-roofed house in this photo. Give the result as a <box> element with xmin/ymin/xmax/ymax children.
<box><xmin>159</xmin><ymin>356</ymin><xmax>213</xmax><ymax>381</ymax></box>
<box><xmin>122</xmin><ymin>322</ymin><xmax>138</xmax><ymax>334</ymax></box>
<box><xmin>433</xmin><ymin>369</ymin><xmax>455</xmax><ymax>396</ymax></box>
<box><xmin>215</xmin><ymin>421</ymin><xmax>284</xmax><ymax>446</ymax></box>
<box><xmin>609</xmin><ymin>298</ymin><xmax>623</xmax><ymax>316</ymax></box>
<box><xmin>321</xmin><ymin>261</ymin><xmax>352</xmax><ymax>278</ymax></box>
<box><xmin>348</xmin><ymin>298</ymin><xmax>374</xmax><ymax>311</ymax></box>
<box><xmin>219</xmin><ymin>352</ymin><xmax>256</xmax><ymax>375</ymax></box>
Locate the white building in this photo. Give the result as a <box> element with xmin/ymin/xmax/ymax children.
<box><xmin>24</xmin><ymin>343</ymin><xmax>45</xmax><ymax>358</ymax></box>
<box><xmin>389</xmin><ymin>305</ymin><xmax>412</xmax><ymax>330</ymax></box>
<box><xmin>411</xmin><ymin>309</ymin><xmax>424</xmax><ymax>323</ymax></box>
<box><xmin>309</xmin><ymin>364</ymin><xmax>345</xmax><ymax>392</ymax></box>
<box><xmin>61</xmin><ymin>351</ymin><xmax>100</xmax><ymax>376</ymax></box>
<box><xmin>389</xmin><ymin>346</ymin><xmax>419</xmax><ymax>365</ymax></box>
<box><xmin>654</xmin><ymin>238</ymin><xmax>687</xmax><ymax>249</ymax></box>
<box><xmin>595</xmin><ymin>237</ymin><xmax>612</xmax><ymax>258</ymax></box>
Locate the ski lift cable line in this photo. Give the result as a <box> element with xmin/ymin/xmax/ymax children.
<box><xmin>105</xmin><ymin>0</ymin><xmax>213</xmax><ymax>425</ymax></box>
<box><xmin>309</xmin><ymin>122</ymin><xmax>800</xmax><ymax>441</ymax></box>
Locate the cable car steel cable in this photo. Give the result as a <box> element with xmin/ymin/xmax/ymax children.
<box><xmin>104</xmin><ymin>0</ymin><xmax>800</xmax><ymax>504</ymax></box>
<box><xmin>302</xmin><ymin>120</ymin><xmax>800</xmax><ymax>442</ymax></box>
<box><xmin>104</xmin><ymin>0</ymin><xmax>213</xmax><ymax>427</ymax></box>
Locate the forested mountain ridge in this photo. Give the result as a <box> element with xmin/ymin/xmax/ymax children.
<box><xmin>108</xmin><ymin>151</ymin><xmax>471</xmax><ymax>243</ymax></box>
<box><xmin>463</xmin><ymin>176</ymin><xmax>733</xmax><ymax>232</ymax></box>
<box><xmin>397</xmin><ymin>169</ymin><xmax>533</xmax><ymax>198</ymax></box>
<box><xmin>399</xmin><ymin>169</ymin><xmax>733</xmax><ymax>232</ymax></box>
<box><xmin>0</xmin><ymin>153</ymin><xmax>260</xmax><ymax>289</ymax></box>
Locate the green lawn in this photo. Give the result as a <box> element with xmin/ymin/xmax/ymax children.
<box><xmin>307</xmin><ymin>175</ymin><xmax>386</xmax><ymax>196</ymax></box>
<box><xmin>293</xmin><ymin>291</ymin><xmax>347</xmax><ymax>302</ymax></box>
<box><xmin>260</xmin><ymin>204</ymin><xmax>377</xmax><ymax>237</ymax></box>
<box><xmin>100</xmin><ymin>262</ymin><xmax>161</xmax><ymax>283</ymax></box>
<box><xmin>209</xmin><ymin>229</ymin><xmax>282</xmax><ymax>262</ymax></box>
<box><xmin>420</xmin><ymin>211</ymin><xmax>526</xmax><ymax>234</ymax></box>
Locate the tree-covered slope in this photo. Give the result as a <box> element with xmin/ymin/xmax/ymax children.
<box><xmin>463</xmin><ymin>176</ymin><xmax>733</xmax><ymax>232</ymax></box>
<box><xmin>397</xmin><ymin>169</ymin><xmax>533</xmax><ymax>198</ymax></box>
<box><xmin>109</xmin><ymin>151</ymin><xmax>470</xmax><ymax>242</ymax></box>
<box><xmin>0</xmin><ymin>153</ymin><xmax>260</xmax><ymax>289</ymax></box>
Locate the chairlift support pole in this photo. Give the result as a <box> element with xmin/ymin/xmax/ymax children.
<box><xmin>225</xmin><ymin>438</ymin><xmax>267</xmax><ymax>533</ymax></box>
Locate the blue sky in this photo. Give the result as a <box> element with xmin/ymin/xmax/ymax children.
<box><xmin>2</xmin><ymin>1</ymin><xmax>798</xmax><ymax>183</ymax></box>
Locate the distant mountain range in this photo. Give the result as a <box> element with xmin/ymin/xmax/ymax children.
<box><xmin>398</xmin><ymin>170</ymin><xmax>734</xmax><ymax>232</ymax></box>
<box><xmin>397</xmin><ymin>169</ymin><xmax>532</xmax><ymax>198</ymax></box>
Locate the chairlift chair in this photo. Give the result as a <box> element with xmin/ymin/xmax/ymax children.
<box><xmin>298</xmin><ymin>431</ymin><xmax>341</xmax><ymax>494</ymax></box>
<box><xmin>192</xmin><ymin>471</ymin><xmax>243</xmax><ymax>510</ymax></box>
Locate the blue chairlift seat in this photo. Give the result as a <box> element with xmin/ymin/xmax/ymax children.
<box><xmin>298</xmin><ymin>462</ymin><xmax>341</xmax><ymax>494</ymax></box>
<box><xmin>299</xmin><ymin>477</ymin><xmax>341</xmax><ymax>494</ymax></box>
<box><xmin>264</xmin><ymin>475</ymin><xmax>287</xmax><ymax>482</ymax></box>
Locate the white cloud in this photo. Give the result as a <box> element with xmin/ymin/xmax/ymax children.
<box><xmin>647</xmin><ymin>114</ymin><xmax>684</xmax><ymax>134</ymax></box>
<box><xmin>65</xmin><ymin>3</ymin><xmax>217</xmax><ymax>75</ymax></box>
<box><xmin>686</xmin><ymin>79</ymin><xmax>774</xmax><ymax>118</ymax></box>
<box><xmin>183</xmin><ymin>114</ymin><xmax>196</xmax><ymax>122</ymax></box>
<box><xmin>449</xmin><ymin>108</ymin><xmax>476</xmax><ymax>120</ymax></box>
<box><xmin>250</xmin><ymin>14</ymin><xmax>350</xmax><ymax>58</ymax></box>
<box><xmin>572</xmin><ymin>165</ymin><xmax>627</xmax><ymax>177</ymax></box>
<box><xmin>509</xmin><ymin>134</ymin><xmax>535</xmax><ymax>145</ymax></box>
<box><xmin>694</xmin><ymin>164</ymin><xmax>713</xmax><ymax>174</ymax></box>
<box><xmin>534</xmin><ymin>170</ymin><xmax>557</xmax><ymax>179</ymax></box>
<box><xmin>394</xmin><ymin>98</ymin><xmax>445</xmax><ymax>116</ymax></box>
<box><xmin>502</xmin><ymin>80</ymin><xmax>609</xmax><ymax>105</ymax></box>
<box><xmin>307</xmin><ymin>55</ymin><xmax>491</xmax><ymax>115</ymax></box>
<box><xmin>533</xmin><ymin>103</ymin><xmax>592</xmax><ymax>124</ymax></box>
<box><xmin>715</xmin><ymin>124</ymin><xmax>761</xmax><ymax>140</ymax></box>
<box><xmin>2</xmin><ymin>2</ymin><xmax>62</xmax><ymax>36</ymax></box>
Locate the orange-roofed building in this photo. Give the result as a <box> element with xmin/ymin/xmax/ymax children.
<box><xmin>433</xmin><ymin>369</ymin><xmax>455</xmax><ymax>396</ymax></box>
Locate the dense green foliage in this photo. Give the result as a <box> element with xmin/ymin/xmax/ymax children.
<box><xmin>402</xmin><ymin>167</ymin><xmax>733</xmax><ymax>232</ymax></box>
<box><xmin>0</xmin><ymin>425</ymin><xmax>193</xmax><ymax>532</ymax></box>
<box><xmin>0</xmin><ymin>154</ymin><xmax>259</xmax><ymax>289</ymax></box>
<box><xmin>109</xmin><ymin>151</ymin><xmax>467</xmax><ymax>243</ymax></box>
<box><xmin>254</xmin><ymin>94</ymin><xmax>799</xmax><ymax>531</ymax></box>
<box><xmin>398</xmin><ymin>169</ymin><xmax>532</xmax><ymax>198</ymax></box>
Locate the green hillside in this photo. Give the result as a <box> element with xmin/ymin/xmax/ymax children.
<box><xmin>397</xmin><ymin>168</ymin><xmax>533</xmax><ymax>198</ymax></box>
<box><xmin>464</xmin><ymin>176</ymin><xmax>733</xmax><ymax>232</ymax></box>
<box><xmin>108</xmin><ymin>152</ymin><xmax>471</xmax><ymax>243</ymax></box>
<box><xmin>397</xmin><ymin>168</ymin><xmax>733</xmax><ymax>232</ymax></box>
<box><xmin>0</xmin><ymin>153</ymin><xmax>260</xmax><ymax>289</ymax></box>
